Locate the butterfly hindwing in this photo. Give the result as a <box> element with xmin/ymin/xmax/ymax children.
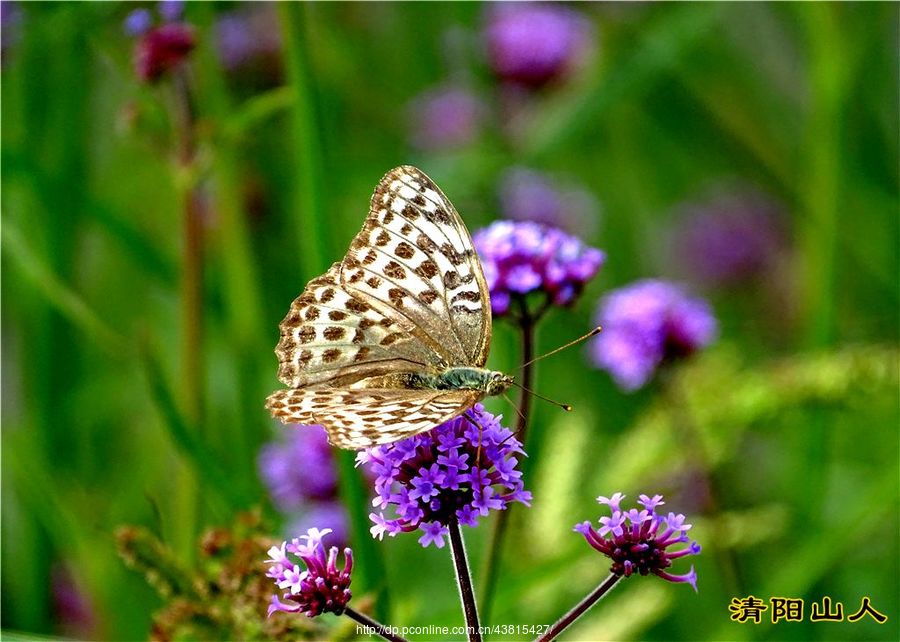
<box><xmin>266</xmin><ymin>388</ymin><xmax>481</xmax><ymax>449</ymax></box>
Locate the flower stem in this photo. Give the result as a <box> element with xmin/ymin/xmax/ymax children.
<box><xmin>663</xmin><ymin>370</ymin><xmax>742</xmax><ymax>595</ymax></box>
<box><xmin>479</xmin><ymin>305</ymin><xmax>536</xmax><ymax>620</ymax></box>
<box><xmin>448</xmin><ymin>518</ymin><xmax>482</xmax><ymax>642</ymax></box>
<box><xmin>536</xmin><ymin>573</ymin><xmax>621</xmax><ymax>642</ymax></box>
<box><xmin>343</xmin><ymin>607</ymin><xmax>409</xmax><ymax>642</ymax></box>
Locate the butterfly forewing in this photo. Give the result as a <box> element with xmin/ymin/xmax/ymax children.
<box><xmin>266</xmin><ymin>388</ymin><xmax>481</xmax><ymax>449</ymax></box>
<box><xmin>342</xmin><ymin>166</ymin><xmax>491</xmax><ymax>367</ymax></box>
<box><xmin>269</xmin><ymin>166</ymin><xmax>494</xmax><ymax>449</ymax></box>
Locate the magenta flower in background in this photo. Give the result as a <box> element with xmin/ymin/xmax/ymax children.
<box><xmin>670</xmin><ymin>188</ymin><xmax>786</xmax><ymax>289</ymax></box>
<box><xmin>358</xmin><ymin>404</ymin><xmax>531</xmax><ymax>548</ymax></box>
<box><xmin>265</xmin><ymin>528</ymin><xmax>353</xmax><ymax>617</ymax></box>
<box><xmin>499</xmin><ymin>167</ymin><xmax>599</xmax><ymax>236</ymax></box>
<box><xmin>575</xmin><ymin>493</ymin><xmax>701</xmax><ymax>591</ymax></box>
<box><xmin>407</xmin><ymin>84</ymin><xmax>487</xmax><ymax>151</ymax></box>
<box><xmin>474</xmin><ymin>220</ymin><xmax>604</xmax><ymax>316</ymax></box>
<box><xmin>134</xmin><ymin>23</ymin><xmax>195</xmax><ymax>82</ymax></box>
<box><xmin>591</xmin><ymin>280</ymin><xmax>717</xmax><ymax>391</ymax></box>
<box><xmin>484</xmin><ymin>2</ymin><xmax>593</xmax><ymax>88</ymax></box>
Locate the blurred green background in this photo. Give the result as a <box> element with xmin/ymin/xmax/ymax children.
<box><xmin>2</xmin><ymin>2</ymin><xmax>898</xmax><ymax>641</ymax></box>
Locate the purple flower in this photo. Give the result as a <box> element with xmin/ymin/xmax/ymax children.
<box><xmin>590</xmin><ymin>280</ymin><xmax>717</xmax><ymax>391</ymax></box>
<box><xmin>134</xmin><ymin>23</ymin><xmax>196</xmax><ymax>83</ymax></box>
<box><xmin>361</xmin><ymin>404</ymin><xmax>531</xmax><ymax>548</ymax></box>
<box><xmin>288</xmin><ymin>503</ymin><xmax>349</xmax><ymax>551</ymax></box>
<box><xmin>158</xmin><ymin>0</ymin><xmax>184</xmax><ymax>23</ymax></box>
<box><xmin>474</xmin><ymin>221</ymin><xmax>604</xmax><ymax>316</ymax></box>
<box><xmin>265</xmin><ymin>527</ymin><xmax>353</xmax><ymax>617</ymax></box>
<box><xmin>499</xmin><ymin>167</ymin><xmax>599</xmax><ymax>236</ymax></box>
<box><xmin>123</xmin><ymin>9</ymin><xmax>153</xmax><ymax>36</ymax></box>
<box><xmin>259</xmin><ymin>425</ymin><xmax>339</xmax><ymax>511</ymax></box>
<box><xmin>670</xmin><ymin>188</ymin><xmax>786</xmax><ymax>288</ymax></box>
<box><xmin>484</xmin><ymin>3</ymin><xmax>593</xmax><ymax>88</ymax></box>
<box><xmin>215</xmin><ymin>6</ymin><xmax>281</xmax><ymax>73</ymax></box>
<box><xmin>407</xmin><ymin>85</ymin><xmax>486</xmax><ymax>151</ymax></box>
<box><xmin>575</xmin><ymin>492</ymin><xmax>701</xmax><ymax>591</ymax></box>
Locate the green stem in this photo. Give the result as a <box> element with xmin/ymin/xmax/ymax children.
<box><xmin>448</xmin><ymin>519</ymin><xmax>482</xmax><ymax>642</ymax></box>
<box><xmin>479</xmin><ymin>304</ymin><xmax>536</xmax><ymax>621</ymax></box>
<box><xmin>278</xmin><ymin>1</ymin><xmax>330</xmax><ymax>278</ymax></box>
<box><xmin>536</xmin><ymin>574</ymin><xmax>622</xmax><ymax>642</ymax></box>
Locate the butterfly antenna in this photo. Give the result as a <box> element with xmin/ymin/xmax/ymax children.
<box><xmin>501</xmin><ymin>392</ymin><xmax>527</xmax><ymax>423</ymax></box>
<box><xmin>518</xmin><ymin>325</ymin><xmax>603</xmax><ymax>370</ymax></box>
<box><xmin>509</xmin><ymin>380</ymin><xmax>573</xmax><ymax>412</ymax></box>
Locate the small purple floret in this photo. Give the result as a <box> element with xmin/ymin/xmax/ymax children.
<box><xmin>590</xmin><ymin>280</ymin><xmax>717</xmax><ymax>391</ymax></box>
<box><xmin>575</xmin><ymin>492</ymin><xmax>701</xmax><ymax>591</ymax></box>
<box><xmin>362</xmin><ymin>404</ymin><xmax>530</xmax><ymax>548</ymax></box>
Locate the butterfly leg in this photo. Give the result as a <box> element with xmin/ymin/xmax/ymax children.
<box><xmin>461</xmin><ymin>411</ymin><xmax>485</xmax><ymax>466</ymax></box>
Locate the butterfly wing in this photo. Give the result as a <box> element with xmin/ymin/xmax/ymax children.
<box><xmin>266</xmin><ymin>388</ymin><xmax>482</xmax><ymax>449</ymax></box>
<box><xmin>341</xmin><ymin>166</ymin><xmax>492</xmax><ymax>368</ymax></box>
<box><xmin>275</xmin><ymin>262</ymin><xmax>449</xmax><ymax>388</ymax></box>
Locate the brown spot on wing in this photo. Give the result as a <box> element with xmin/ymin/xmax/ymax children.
<box><xmin>323</xmin><ymin>326</ymin><xmax>346</xmax><ymax>341</ymax></box>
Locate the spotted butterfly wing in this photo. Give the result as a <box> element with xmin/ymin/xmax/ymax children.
<box><xmin>266</xmin><ymin>166</ymin><xmax>492</xmax><ymax>449</ymax></box>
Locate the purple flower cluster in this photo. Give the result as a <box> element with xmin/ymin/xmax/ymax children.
<box><xmin>670</xmin><ymin>188</ymin><xmax>786</xmax><ymax>289</ymax></box>
<box><xmin>265</xmin><ymin>528</ymin><xmax>353</xmax><ymax>618</ymax></box>
<box><xmin>358</xmin><ymin>404</ymin><xmax>531</xmax><ymax>548</ymax></box>
<box><xmin>124</xmin><ymin>2</ymin><xmax>194</xmax><ymax>83</ymax></box>
<box><xmin>258</xmin><ymin>426</ymin><xmax>348</xmax><ymax>545</ymax></box>
<box><xmin>484</xmin><ymin>3</ymin><xmax>593</xmax><ymax>88</ymax></box>
<box><xmin>474</xmin><ymin>221</ymin><xmax>605</xmax><ymax>316</ymax></box>
<box><xmin>590</xmin><ymin>280</ymin><xmax>717</xmax><ymax>391</ymax></box>
<box><xmin>575</xmin><ymin>493</ymin><xmax>701</xmax><ymax>591</ymax></box>
<box><xmin>499</xmin><ymin>167</ymin><xmax>599</xmax><ymax>236</ymax></box>
<box><xmin>407</xmin><ymin>85</ymin><xmax>487</xmax><ymax>152</ymax></box>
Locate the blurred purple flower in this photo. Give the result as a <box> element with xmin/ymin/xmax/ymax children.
<box><xmin>484</xmin><ymin>2</ymin><xmax>593</xmax><ymax>88</ymax></box>
<box><xmin>134</xmin><ymin>23</ymin><xmax>195</xmax><ymax>83</ymax></box>
<box><xmin>123</xmin><ymin>8</ymin><xmax>153</xmax><ymax>36</ymax></box>
<box><xmin>358</xmin><ymin>404</ymin><xmax>531</xmax><ymax>548</ymax></box>
<box><xmin>575</xmin><ymin>492</ymin><xmax>701</xmax><ymax>591</ymax></box>
<box><xmin>499</xmin><ymin>167</ymin><xmax>599</xmax><ymax>235</ymax></box>
<box><xmin>259</xmin><ymin>425</ymin><xmax>339</xmax><ymax>511</ymax></box>
<box><xmin>289</xmin><ymin>503</ymin><xmax>349</xmax><ymax>551</ymax></box>
<box><xmin>215</xmin><ymin>6</ymin><xmax>281</xmax><ymax>73</ymax></box>
<box><xmin>158</xmin><ymin>0</ymin><xmax>184</xmax><ymax>23</ymax></box>
<box><xmin>1</xmin><ymin>1</ymin><xmax>22</xmax><ymax>61</ymax></box>
<box><xmin>265</xmin><ymin>528</ymin><xmax>353</xmax><ymax>617</ymax></box>
<box><xmin>474</xmin><ymin>220</ymin><xmax>604</xmax><ymax>316</ymax></box>
<box><xmin>590</xmin><ymin>280</ymin><xmax>717</xmax><ymax>391</ymax></box>
<box><xmin>670</xmin><ymin>188</ymin><xmax>786</xmax><ymax>289</ymax></box>
<box><xmin>407</xmin><ymin>84</ymin><xmax>487</xmax><ymax>151</ymax></box>
<box><xmin>51</xmin><ymin>565</ymin><xmax>95</xmax><ymax>638</ymax></box>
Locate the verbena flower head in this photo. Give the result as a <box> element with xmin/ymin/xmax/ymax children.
<box><xmin>358</xmin><ymin>404</ymin><xmax>531</xmax><ymax>548</ymax></box>
<box><xmin>499</xmin><ymin>167</ymin><xmax>599</xmax><ymax>236</ymax></box>
<box><xmin>575</xmin><ymin>493</ymin><xmax>701</xmax><ymax>591</ymax></box>
<box><xmin>474</xmin><ymin>220</ymin><xmax>605</xmax><ymax>316</ymax></box>
<box><xmin>670</xmin><ymin>188</ymin><xmax>786</xmax><ymax>289</ymax></box>
<box><xmin>134</xmin><ymin>23</ymin><xmax>196</xmax><ymax>83</ymax></box>
<box><xmin>590</xmin><ymin>280</ymin><xmax>717</xmax><ymax>391</ymax></box>
<box><xmin>484</xmin><ymin>2</ymin><xmax>593</xmax><ymax>88</ymax></box>
<box><xmin>408</xmin><ymin>85</ymin><xmax>486</xmax><ymax>151</ymax></box>
<box><xmin>215</xmin><ymin>6</ymin><xmax>281</xmax><ymax>74</ymax></box>
<box><xmin>259</xmin><ymin>425</ymin><xmax>339</xmax><ymax>511</ymax></box>
<box><xmin>289</xmin><ymin>503</ymin><xmax>349</xmax><ymax>550</ymax></box>
<box><xmin>265</xmin><ymin>528</ymin><xmax>353</xmax><ymax>618</ymax></box>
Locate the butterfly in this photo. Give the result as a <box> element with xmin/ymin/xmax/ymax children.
<box><xmin>266</xmin><ymin>166</ymin><xmax>513</xmax><ymax>449</ymax></box>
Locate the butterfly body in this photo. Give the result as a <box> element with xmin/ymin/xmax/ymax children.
<box><xmin>405</xmin><ymin>367</ymin><xmax>513</xmax><ymax>396</ymax></box>
<box><xmin>267</xmin><ymin>166</ymin><xmax>500</xmax><ymax>450</ymax></box>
